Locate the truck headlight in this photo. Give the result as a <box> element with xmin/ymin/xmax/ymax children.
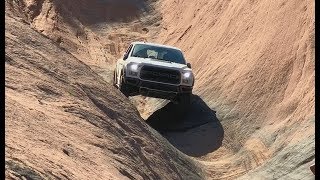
<box><xmin>127</xmin><ymin>63</ymin><xmax>139</xmax><ymax>76</ymax></box>
<box><xmin>182</xmin><ymin>71</ymin><xmax>194</xmax><ymax>85</ymax></box>
<box><xmin>183</xmin><ymin>72</ymin><xmax>191</xmax><ymax>78</ymax></box>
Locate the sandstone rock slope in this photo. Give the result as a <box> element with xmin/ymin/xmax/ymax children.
<box><xmin>154</xmin><ymin>0</ymin><xmax>315</xmax><ymax>179</ymax></box>
<box><xmin>5</xmin><ymin>12</ymin><xmax>203</xmax><ymax>180</ymax></box>
<box><xmin>5</xmin><ymin>0</ymin><xmax>315</xmax><ymax>179</ymax></box>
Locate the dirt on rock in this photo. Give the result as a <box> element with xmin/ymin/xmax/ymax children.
<box><xmin>5</xmin><ymin>0</ymin><xmax>315</xmax><ymax>179</ymax></box>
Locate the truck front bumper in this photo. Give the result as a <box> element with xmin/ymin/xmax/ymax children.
<box><xmin>124</xmin><ymin>77</ymin><xmax>193</xmax><ymax>99</ymax></box>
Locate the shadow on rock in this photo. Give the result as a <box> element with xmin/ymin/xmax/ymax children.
<box><xmin>58</xmin><ymin>0</ymin><xmax>152</xmax><ymax>25</ymax></box>
<box><xmin>146</xmin><ymin>95</ymin><xmax>224</xmax><ymax>157</ymax></box>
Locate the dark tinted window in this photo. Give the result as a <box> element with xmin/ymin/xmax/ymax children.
<box><xmin>131</xmin><ymin>44</ymin><xmax>186</xmax><ymax>64</ymax></box>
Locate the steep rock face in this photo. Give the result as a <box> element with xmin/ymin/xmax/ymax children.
<box><xmin>5</xmin><ymin>14</ymin><xmax>203</xmax><ymax>179</ymax></box>
<box><xmin>5</xmin><ymin>0</ymin><xmax>315</xmax><ymax>179</ymax></box>
<box><xmin>5</xmin><ymin>0</ymin><xmax>160</xmax><ymax>81</ymax></box>
<box><xmin>155</xmin><ymin>0</ymin><xmax>314</xmax><ymax>179</ymax></box>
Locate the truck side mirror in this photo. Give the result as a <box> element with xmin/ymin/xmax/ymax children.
<box><xmin>123</xmin><ymin>53</ymin><xmax>128</xmax><ymax>60</ymax></box>
<box><xmin>187</xmin><ymin>63</ymin><xmax>192</xmax><ymax>68</ymax></box>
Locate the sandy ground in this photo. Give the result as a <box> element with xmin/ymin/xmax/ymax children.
<box><xmin>5</xmin><ymin>0</ymin><xmax>315</xmax><ymax>179</ymax></box>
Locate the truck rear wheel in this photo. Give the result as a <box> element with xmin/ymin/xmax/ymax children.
<box><xmin>113</xmin><ymin>70</ymin><xmax>117</xmax><ymax>87</ymax></box>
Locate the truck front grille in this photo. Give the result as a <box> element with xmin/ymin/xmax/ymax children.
<box><xmin>140</xmin><ymin>65</ymin><xmax>181</xmax><ymax>84</ymax></box>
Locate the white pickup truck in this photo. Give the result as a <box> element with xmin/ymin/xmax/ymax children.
<box><xmin>113</xmin><ymin>42</ymin><xmax>194</xmax><ymax>104</ymax></box>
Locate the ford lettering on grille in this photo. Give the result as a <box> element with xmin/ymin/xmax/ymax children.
<box><xmin>140</xmin><ymin>66</ymin><xmax>181</xmax><ymax>84</ymax></box>
<box><xmin>142</xmin><ymin>71</ymin><xmax>179</xmax><ymax>79</ymax></box>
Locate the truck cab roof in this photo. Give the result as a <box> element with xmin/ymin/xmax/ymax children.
<box><xmin>131</xmin><ymin>41</ymin><xmax>182</xmax><ymax>51</ymax></box>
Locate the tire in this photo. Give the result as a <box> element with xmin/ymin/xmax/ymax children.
<box><xmin>113</xmin><ymin>70</ymin><xmax>117</xmax><ymax>87</ymax></box>
<box><xmin>177</xmin><ymin>93</ymin><xmax>191</xmax><ymax>105</ymax></box>
<box><xmin>119</xmin><ymin>73</ymin><xmax>129</xmax><ymax>97</ymax></box>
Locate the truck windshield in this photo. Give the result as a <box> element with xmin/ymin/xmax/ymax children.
<box><xmin>131</xmin><ymin>44</ymin><xmax>186</xmax><ymax>64</ymax></box>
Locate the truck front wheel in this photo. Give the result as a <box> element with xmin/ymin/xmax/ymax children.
<box><xmin>177</xmin><ymin>93</ymin><xmax>191</xmax><ymax>105</ymax></box>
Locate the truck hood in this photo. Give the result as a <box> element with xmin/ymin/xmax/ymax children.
<box><xmin>126</xmin><ymin>57</ymin><xmax>191</xmax><ymax>71</ymax></box>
